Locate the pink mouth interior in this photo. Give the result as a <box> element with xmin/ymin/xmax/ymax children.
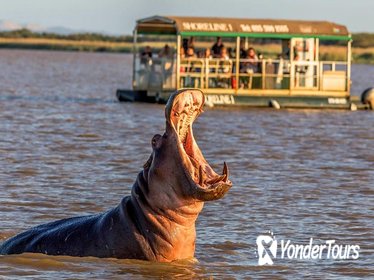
<box><xmin>167</xmin><ymin>90</ymin><xmax>229</xmax><ymax>189</ymax></box>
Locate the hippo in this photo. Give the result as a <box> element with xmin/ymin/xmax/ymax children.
<box><xmin>0</xmin><ymin>89</ymin><xmax>232</xmax><ymax>262</ymax></box>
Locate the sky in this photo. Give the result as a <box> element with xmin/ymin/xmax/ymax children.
<box><xmin>0</xmin><ymin>0</ymin><xmax>373</xmax><ymax>34</ymax></box>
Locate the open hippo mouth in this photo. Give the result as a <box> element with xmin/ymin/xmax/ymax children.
<box><xmin>165</xmin><ymin>89</ymin><xmax>232</xmax><ymax>201</ymax></box>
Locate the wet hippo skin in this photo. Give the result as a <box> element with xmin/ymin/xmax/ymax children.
<box><xmin>0</xmin><ymin>89</ymin><xmax>232</xmax><ymax>262</ymax></box>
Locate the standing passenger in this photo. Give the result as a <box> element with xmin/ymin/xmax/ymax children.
<box><xmin>211</xmin><ymin>37</ymin><xmax>224</xmax><ymax>58</ymax></box>
<box><xmin>239</xmin><ymin>40</ymin><xmax>247</xmax><ymax>59</ymax></box>
<box><xmin>188</xmin><ymin>37</ymin><xmax>195</xmax><ymax>51</ymax></box>
<box><xmin>158</xmin><ymin>44</ymin><xmax>172</xmax><ymax>58</ymax></box>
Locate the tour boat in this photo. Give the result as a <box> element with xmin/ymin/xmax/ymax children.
<box><xmin>116</xmin><ymin>15</ymin><xmax>374</xmax><ymax>110</ymax></box>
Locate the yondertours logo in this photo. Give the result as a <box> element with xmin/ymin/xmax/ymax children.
<box><xmin>256</xmin><ymin>233</ymin><xmax>360</xmax><ymax>265</ymax></box>
<box><xmin>257</xmin><ymin>234</ymin><xmax>277</xmax><ymax>265</ymax></box>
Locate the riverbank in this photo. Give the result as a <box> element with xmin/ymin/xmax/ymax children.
<box><xmin>0</xmin><ymin>37</ymin><xmax>132</xmax><ymax>52</ymax></box>
<box><xmin>0</xmin><ymin>36</ymin><xmax>373</xmax><ymax>64</ymax></box>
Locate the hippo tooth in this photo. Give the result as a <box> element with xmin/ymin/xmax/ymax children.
<box><xmin>222</xmin><ymin>162</ymin><xmax>229</xmax><ymax>182</ymax></box>
<box><xmin>207</xmin><ymin>163</ymin><xmax>229</xmax><ymax>184</ymax></box>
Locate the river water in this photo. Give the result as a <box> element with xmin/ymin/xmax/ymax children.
<box><xmin>0</xmin><ymin>50</ymin><xmax>373</xmax><ymax>279</ymax></box>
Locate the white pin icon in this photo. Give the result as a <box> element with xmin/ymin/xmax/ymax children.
<box><xmin>257</xmin><ymin>234</ymin><xmax>277</xmax><ymax>265</ymax></box>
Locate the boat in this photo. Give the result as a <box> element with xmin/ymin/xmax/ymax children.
<box><xmin>116</xmin><ymin>15</ymin><xmax>374</xmax><ymax>110</ymax></box>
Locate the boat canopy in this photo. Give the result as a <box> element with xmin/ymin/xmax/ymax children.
<box><xmin>136</xmin><ymin>15</ymin><xmax>350</xmax><ymax>40</ymax></box>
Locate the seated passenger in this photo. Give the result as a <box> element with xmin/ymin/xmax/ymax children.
<box><xmin>215</xmin><ymin>47</ymin><xmax>231</xmax><ymax>88</ymax></box>
<box><xmin>185</xmin><ymin>47</ymin><xmax>198</xmax><ymax>72</ymax></box>
<box><xmin>197</xmin><ymin>50</ymin><xmax>204</xmax><ymax>58</ymax></box>
<box><xmin>211</xmin><ymin>37</ymin><xmax>224</xmax><ymax>58</ymax></box>
<box><xmin>182</xmin><ymin>47</ymin><xmax>199</xmax><ymax>86</ymax></box>
<box><xmin>227</xmin><ymin>47</ymin><xmax>236</xmax><ymax>58</ymax></box>
<box><xmin>204</xmin><ymin>48</ymin><xmax>212</xmax><ymax>59</ymax></box>
<box><xmin>241</xmin><ymin>47</ymin><xmax>259</xmax><ymax>73</ymax></box>
<box><xmin>180</xmin><ymin>47</ymin><xmax>185</xmax><ymax>59</ymax></box>
<box><xmin>186</xmin><ymin>47</ymin><xmax>196</xmax><ymax>59</ymax></box>
<box><xmin>219</xmin><ymin>47</ymin><xmax>230</xmax><ymax>73</ymax></box>
<box><xmin>219</xmin><ymin>47</ymin><xmax>230</xmax><ymax>60</ymax></box>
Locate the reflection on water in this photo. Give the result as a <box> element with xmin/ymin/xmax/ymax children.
<box><xmin>0</xmin><ymin>50</ymin><xmax>373</xmax><ymax>279</ymax></box>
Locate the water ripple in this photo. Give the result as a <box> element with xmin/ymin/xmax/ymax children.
<box><xmin>0</xmin><ymin>50</ymin><xmax>373</xmax><ymax>279</ymax></box>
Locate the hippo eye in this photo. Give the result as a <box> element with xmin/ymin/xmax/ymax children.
<box><xmin>151</xmin><ymin>134</ymin><xmax>162</xmax><ymax>146</ymax></box>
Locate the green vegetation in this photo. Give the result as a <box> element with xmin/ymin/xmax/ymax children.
<box><xmin>0</xmin><ymin>28</ymin><xmax>133</xmax><ymax>42</ymax></box>
<box><xmin>0</xmin><ymin>29</ymin><xmax>373</xmax><ymax>63</ymax></box>
<box><xmin>352</xmin><ymin>33</ymin><xmax>374</xmax><ymax>48</ymax></box>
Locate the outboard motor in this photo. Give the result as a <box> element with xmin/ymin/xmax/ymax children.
<box><xmin>361</xmin><ymin>87</ymin><xmax>374</xmax><ymax>110</ymax></box>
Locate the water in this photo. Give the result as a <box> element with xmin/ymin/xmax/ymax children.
<box><xmin>0</xmin><ymin>50</ymin><xmax>373</xmax><ymax>279</ymax></box>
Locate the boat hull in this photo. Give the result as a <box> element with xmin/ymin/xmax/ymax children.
<box><xmin>116</xmin><ymin>89</ymin><xmax>371</xmax><ymax>110</ymax></box>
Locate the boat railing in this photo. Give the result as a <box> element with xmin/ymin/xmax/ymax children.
<box><xmin>178</xmin><ymin>58</ymin><xmax>349</xmax><ymax>92</ymax></box>
<box><xmin>179</xmin><ymin>58</ymin><xmax>205</xmax><ymax>88</ymax></box>
<box><xmin>180</xmin><ymin>58</ymin><xmax>292</xmax><ymax>90</ymax></box>
<box><xmin>134</xmin><ymin>54</ymin><xmax>349</xmax><ymax>93</ymax></box>
<box><xmin>180</xmin><ymin>58</ymin><xmax>234</xmax><ymax>88</ymax></box>
<box><xmin>319</xmin><ymin>61</ymin><xmax>349</xmax><ymax>92</ymax></box>
<box><xmin>290</xmin><ymin>60</ymin><xmax>319</xmax><ymax>90</ymax></box>
<box><xmin>238</xmin><ymin>58</ymin><xmax>291</xmax><ymax>90</ymax></box>
<box><xmin>133</xmin><ymin>55</ymin><xmax>176</xmax><ymax>90</ymax></box>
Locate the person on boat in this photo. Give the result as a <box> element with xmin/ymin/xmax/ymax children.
<box><xmin>227</xmin><ymin>47</ymin><xmax>236</xmax><ymax>59</ymax></box>
<box><xmin>158</xmin><ymin>44</ymin><xmax>172</xmax><ymax>58</ymax></box>
<box><xmin>218</xmin><ymin>47</ymin><xmax>230</xmax><ymax>74</ymax></box>
<box><xmin>182</xmin><ymin>37</ymin><xmax>195</xmax><ymax>53</ymax></box>
<box><xmin>211</xmin><ymin>37</ymin><xmax>224</xmax><ymax>58</ymax></box>
<box><xmin>188</xmin><ymin>37</ymin><xmax>195</xmax><ymax>51</ymax></box>
<box><xmin>140</xmin><ymin>45</ymin><xmax>153</xmax><ymax>64</ymax></box>
<box><xmin>196</xmin><ymin>50</ymin><xmax>204</xmax><ymax>58</ymax></box>
<box><xmin>241</xmin><ymin>47</ymin><xmax>259</xmax><ymax>73</ymax></box>
<box><xmin>216</xmin><ymin>47</ymin><xmax>231</xmax><ymax>88</ymax></box>
<box><xmin>219</xmin><ymin>47</ymin><xmax>230</xmax><ymax>60</ymax></box>
<box><xmin>180</xmin><ymin>46</ymin><xmax>185</xmax><ymax>59</ymax></box>
<box><xmin>185</xmin><ymin>47</ymin><xmax>198</xmax><ymax>72</ymax></box>
<box><xmin>239</xmin><ymin>40</ymin><xmax>247</xmax><ymax>59</ymax></box>
<box><xmin>186</xmin><ymin>47</ymin><xmax>197</xmax><ymax>59</ymax></box>
<box><xmin>283</xmin><ymin>40</ymin><xmax>291</xmax><ymax>60</ymax></box>
<box><xmin>204</xmin><ymin>48</ymin><xmax>213</xmax><ymax>59</ymax></box>
<box><xmin>183</xmin><ymin>47</ymin><xmax>198</xmax><ymax>87</ymax></box>
<box><xmin>204</xmin><ymin>48</ymin><xmax>214</xmax><ymax>78</ymax></box>
<box><xmin>283</xmin><ymin>40</ymin><xmax>304</xmax><ymax>61</ymax></box>
<box><xmin>238</xmin><ymin>47</ymin><xmax>260</xmax><ymax>89</ymax></box>
<box><xmin>182</xmin><ymin>38</ymin><xmax>189</xmax><ymax>53</ymax></box>
<box><xmin>159</xmin><ymin>44</ymin><xmax>173</xmax><ymax>78</ymax></box>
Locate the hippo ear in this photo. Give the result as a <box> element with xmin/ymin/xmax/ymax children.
<box><xmin>193</xmin><ymin>182</ymin><xmax>232</xmax><ymax>201</ymax></box>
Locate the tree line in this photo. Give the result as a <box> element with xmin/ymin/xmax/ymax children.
<box><xmin>1</xmin><ymin>29</ymin><xmax>374</xmax><ymax>48</ymax></box>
